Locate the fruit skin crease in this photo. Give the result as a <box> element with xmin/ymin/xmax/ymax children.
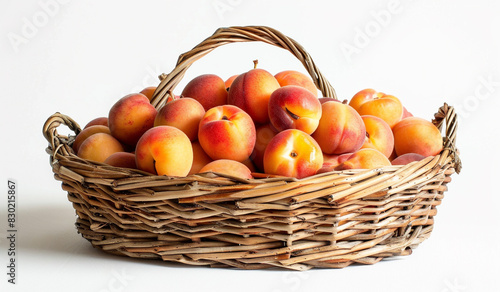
<box><xmin>268</xmin><ymin>85</ymin><xmax>322</xmax><ymax>134</ymax></box>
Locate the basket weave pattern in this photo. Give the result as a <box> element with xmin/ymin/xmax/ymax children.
<box><xmin>43</xmin><ymin>26</ymin><xmax>461</xmax><ymax>270</ymax></box>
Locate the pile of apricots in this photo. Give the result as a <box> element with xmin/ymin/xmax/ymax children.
<box><xmin>74</xmin><ymin>66</ymin><xmax>443</xmax><ymax>179</ymax></box>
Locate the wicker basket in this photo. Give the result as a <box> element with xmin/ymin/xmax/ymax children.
<box><xmin>43</xmin><ymin>26</ymin><xmax>461</xmax><ymax>270</ymax></box>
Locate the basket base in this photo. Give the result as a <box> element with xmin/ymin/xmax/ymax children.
<box><xmin>74</xmin><ymin>216</ymin><xmax>432</xmax><ymax>271</ymax></box>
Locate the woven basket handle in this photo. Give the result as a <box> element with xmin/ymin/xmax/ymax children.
<box><xmin>43</xmin><ymin>112</ymin><xmax>81</xmax><ymax>158</ymax></box>
<box><xmin>150</xmin><ymin>26</ymin><xmax>337</xmax><ymax>108</ymax></box>
<box><xmin>433</xmin><ymin>103</ymin><xmax>462</xmax><ymax>173</ymax></box>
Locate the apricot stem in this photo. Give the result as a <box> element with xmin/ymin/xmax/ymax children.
<box><xmin>222</xmin><ymin>116</ymin><xmax>229</xmax><ymax>121</ymax></box>
<box><xmin>290</xmin><ymin>152</ymin><xmax>298</xmax><ymax>158</ymax></box>
<box><xmin>253</xmin><ymin>60</ymin><xmax>258</xmax><ymax>69</ymax></box>
<box><xmin>285</xmin><ymin>107</ymin><xmax>300</xmax><ymax>120</ymax></box>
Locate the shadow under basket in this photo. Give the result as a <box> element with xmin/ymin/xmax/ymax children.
<box><xmin>42</xmin><ymin>26</ymin><xmax>461</xmax><ymax>271</ymax></box>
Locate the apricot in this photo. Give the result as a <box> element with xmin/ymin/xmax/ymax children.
<box><xmin>227</xmin><ymin>68</ymin><xmax>280</xmax><ymax>124</ymax></box>
<box><xmin>154</xmin><ymin>97</ymin><xmax>205</xmax><ymax>141</ymax></box>
<box><xmin>349</xmin><ymin>89</ymin><xmax>384</xmax><ymax>110</ymax></box>
<box><xmin>135</xmin><ymin>126</ymin><xmax>193</xmax><ymax>176</ymax></box>
<box><xmin>199</xmin><ymin>159</ymin><xmax>253</xmax><ymax>179</ymax></box>
<box><xmin>77</xmin><ymin>133</ymin><xmax>124</xmax><ymax>163</ymax></box>
<box><xmin>164</xmin><ymin>94</ymin><xmax>180</xmax><ymax>104</ymax></box>
<box><xmin>389</xmin><ymin>148</ymin><xmax>398</xmax><ymax>161</ymax></box>
<box><xmin>250</xmin><ymin>124</ymin><xmax>278</xmax><ymax>172</ymax></box>
<box><xmin>264</xmin><ymin>129</ymin><xmax>323</xmax><ymax>179</ymax></box>
<box><xmin>198</xmin><ymin>105</ymin><xmax>256</xmax><ymax>162</ymax></box>
<box><xmin>241</xmin><ymin>158</ymin><xmax>257</xmax><ymax>173</ymax></box>
<box><xmin>274</xmin><ymin>70</ymin><xmax>318</xmax><ymax>97</ymax></box>
<box><xmin>189</xmin><ymin>141</ymin><xmax>213</xmax><ymax>175</ymax></box>
<box><xmin>268</xmin><ymin>85</ymin><xmax>322</xmax><ymax>134</ymax></box>
<box><xmin>103</xmin><ymin>152</ymin><xmax>137</xmax><ymax>169</ymax></box>
<box><xmin>361</xmin><ymin>115</ymin><xmax>394</xmax><ymax>158</ymax></box>
<box><xmin>335</xmin><ymin>148</ymin><xmax>391</xmax><ymax>170</ymax></box>
<box><xmin>225</xmin><ymin>74</ymin><xmax>239</xmax><ymax>90</ymax></box>
<box><xmin>181</xmin><ymin>74</ymin><xmax>227</xmax><ymax>111</ymax></box>
<box><xmin>108</xmin><ymin>93</ymin><xmax>157</xmax><ymax>147</ymax></box>
<box><xmin>84</xmin><ymin>117</ymin><xmax>108</xmax><ymax>129</ymax></box>
<box><xmin>402</xmin><ymin>106</ymin><xmax>413</xmax><ymax>119</ymax></box>
<box><xmin>317</xmin><ymin>153</ymin><xmax>352</xmax><ymax>174</ymax></box>
<box><xmin>318</xmin><ymin>97</ymin><xmax>340</xmax><ymax>104</ymax></box>
<box><xmin>140</xmin><ymin>86</ymin><xmax>157</xmax><ymax>101</ymax></box>
<box><xmin>312</xmin><ymin>101</ymin><xmax>366</xmax><ymax>155</ymax></box>
<box><xmin>349</xmin><ymin>88</ymin><xmax>403</xmax><ymax>128</ymax></box>
<box><xmin>391</xmin><ymin>153</ymin><xmax>426</xmax><ymax>165</ymax></box>
<box><xmin>392</xmin><ymin>117</ymin><xmax>443</xmax><ymax>157</ymax></box>
<box><xmin>72</xmin><ymin>125</ymin><xmax>111</xmax><ymax>153</ymax></box>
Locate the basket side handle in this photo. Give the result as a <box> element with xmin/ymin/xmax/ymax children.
<box><xmin>43</xmin><ymin>112</ymin><xmax>81</xmax><ymax>159</ymax></box>
<box><xmin>433</xmin><ymin>103</ymin><xmax>462</xmax><ymax>173</ymax></box>
<box><xmin>150</xmin><ymin>26</ymin><xmax>336</xmax><ymax>108</ymax></box>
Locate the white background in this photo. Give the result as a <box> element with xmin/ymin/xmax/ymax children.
<box><xmin>1</xmin><ymin>0</ymin><xmax>499</xmax><ymax>291</ymax></box>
